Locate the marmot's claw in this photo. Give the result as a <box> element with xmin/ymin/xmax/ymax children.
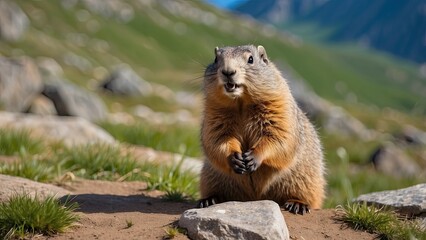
<box><xmin>197</xmin><ymin>197</ymin><xmax>218</xmax><ymax>208</ymax></box>
<box><xmin>284</xmin><ymin>201</ymin><xmax>310</xmax><ymax>215</ymax></box>
<box><xmin>242</xmin><ymin>150</ymin><xmax>259</xmax><ymax>173</ymax></box>
<box><xmin>230</xmin><ymin>152</ymin><xmax>247</xmax><ymax>174</ymax></box>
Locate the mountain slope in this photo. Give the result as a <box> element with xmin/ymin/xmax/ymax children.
<box><xmin>0</xmin><ymin>0</ymin><xmax>424</xmax><ymax>114</ymax></box>
<box><xmin>234</xmin><ymin>0</ymin><xmax>426</xmax><ymax>63</ymax></box>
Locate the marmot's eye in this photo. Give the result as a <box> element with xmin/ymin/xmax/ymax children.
<box><xmin>248</xmin><ymin>56</ymin><xmax>253</xmax><ymax>64</ymax></box>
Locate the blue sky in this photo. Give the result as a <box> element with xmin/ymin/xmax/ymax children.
<box><xmin>205</xmin><ymin>0</ymin><xmax>248</xmax><ymax>9</ymax></box>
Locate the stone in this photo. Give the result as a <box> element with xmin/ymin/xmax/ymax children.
<box><xmin>27</xmin><ymin>95</ymin><xmax>57</xmax><ymax>115</ymax></box>
<box><xmin>0</xmin><ymin>174</ymin><xmax>70</xmax><ymax>203</ymax></box>
<box><xmin>179</xmin><ymin>200</ymin><xmax>289</xmax><ymax>240</ymax></box>
<box><xmin>354</xmin><ymin>183</ymin><xmax>426</xmax><ymax>217</ymax></box>
<box><xmin>36</xmin><ymin>57</ymin><xmax>64</xmax><ymax>77</ymax></box>
<box><xmin>100</xmin><ymin>65</ymin><xmax>152</xmax><ymax>96</ymax></box>
<box><xmin>0</xmin><ymin>111</ymin><xmax>115</xmax><ymax>146</ymax></box>
<box><xmin>369</xmin><ymin>142</ymin><xmax>421</xmax><ymax>178</ymax></box>
<box><xmin>0</xmin><ymin>57</ymin><xmax>43</xmax><ymax>112</ymax></box>
<box><xmin>0</xmin><ymin>0</ymin><xmax>29</xmax><ymax>41</ymax></box>
<box><xmin>43</xmin><ymin>80</ymin><xmax>107</xmax><ymax>122</ymax></box>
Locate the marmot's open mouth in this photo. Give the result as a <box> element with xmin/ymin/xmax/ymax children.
<box><xmin>224</xmin><ymin>83</ymin><xmax>240</xmax><ymax>92</ymax></box>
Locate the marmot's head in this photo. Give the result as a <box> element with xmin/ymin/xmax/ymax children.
<box><xmin>204</xmin><ymin>45</ymin><xmax>283</xmax><ymax>103</ymax></box>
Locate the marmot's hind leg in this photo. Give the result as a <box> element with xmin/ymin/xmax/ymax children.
<box><xmin>197</xmin><ymin>196</ymin><xmax>219</xmax><ymax>208</ymax></box>
<box><xmin>284</xmin><ymin>199</ymin><xmax>310</xmax><ymax>215</ymax></box>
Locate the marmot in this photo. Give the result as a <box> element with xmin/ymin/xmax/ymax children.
<box><xmin>198</xmin><ymin>45</ymin><xmax>326</xmax><ymax>214</ymax></box>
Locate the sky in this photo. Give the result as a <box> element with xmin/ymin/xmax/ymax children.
<box><xmin>205</xmin><ymin>0</ymin><xmax>248</xmax><ymax>9</ymax></box>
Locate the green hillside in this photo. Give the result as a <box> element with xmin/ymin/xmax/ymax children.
<box><xmin>1</xmin><ymin>0</ymin><xmax>425</xmax><ymax>115</ymax></box>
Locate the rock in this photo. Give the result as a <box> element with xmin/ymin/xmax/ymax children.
<box><xmin>0</xmin><ymin>111</ymin><xmax>115</xmax><ymax>146</ymax></box>
<box><xmin>100</xmin><ymin>65</ymin><xmax>152</xmax><ymax>96</ymax></box>
<box><xmin>369</xmin><ymin>142</ymin><xmax>422</xmax><ymax>178</ymax></box>
<box><xmin>27</xmin><ymin>95</ymin><xmax>57</xmax><ymax>115</ymax></box>
<box><xmin>396</xmin><ymin>125</ymin><xmax>426</xmax><ymax>146</ymax></box>
<box><xmin>354</xmin><ymin>183</ymin><xmax>426</xmax><ymax>217</ymax></box>
<box><xmin>179</xmin><ymin>200</ymin><xmax>289</xmax><ymax>240</ymax></box>
<box><xmin>129</xmin><ymin>145</ymin><xmax>203</xmax><ymax>175</ymax></box>
<box><xmin>0</xmin><ymin>0</ymin><xmax>29</xmax><ymax>41</ymax></box>
<box><xmin>0</xmin><ymin>57</ymin><xmax>43</xmax><ymax>112</ymax></box>
<box><xmin>0</xmin><ymin>174</ymin><xmax>70</xmax><ymax>203</ymax></box>
<box><xmin>43</xmin><ymin>80</ymin><xmax>107</xmax><ymax>122</ymax></box>
<box><xmin>36</xmin><ymin>57</ymin><xmax>64</xmax><ymax>77</ymax></box>
<box><xmin>284</xmin><ymin>69</ymin><xmax>376</xmax><ymax>140</ymax></box>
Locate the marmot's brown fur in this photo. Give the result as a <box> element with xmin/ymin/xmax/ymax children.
<box><xmin>198</xmin><ymin>45</ymin><xmax>326</xmax><ymax>214</ymax></box>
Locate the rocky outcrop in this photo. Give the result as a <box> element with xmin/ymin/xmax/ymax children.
<box><xmin>179</xmin><ymin>201</ymin><xmax>289</xmax><ymax>240</ymax></box>
<box><xmin>0</xmin><ymin>112</ymin><xmax>115</xmax><ymax>146</ymax></box>
<box><xmin>43</xmin><ymin>80</ymin><xmax>107</xmax><ymax>122</ymax></box>
<box><xmin>283</xmin><ymin>69</ymin><xmax>376</xmax><ymax>140</ymax></box>
<box><xmin>0</xmin><ymin>57</ymin><xmax>43</xmax><ymax>112</ymax></box>
<box><xmin>0</xmin><ymin>174</ymin><xmax>70</xmax><ymax>203</ymax></box>
<box><xmin>369</xmin><ymin>142</ymin><xmax>422</xmax><ymax>178</ymax></box>
<box><xmin>0</xmin><ymin>0</ymin><xmax>29</xmax><ymax>41</ymax></box>
<box><xmin>100</xmin><ymin>65</ymin><xmax>152</xmax><ymax>96</ymax></box>
<box><xmin>354</xmin><ymin>184</ymin><xmax>426</xmax><ymax>217</ymax></box>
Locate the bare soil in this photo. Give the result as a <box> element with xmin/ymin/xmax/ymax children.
<box><xmin>36</xmin><ymin>179</ymin><xmax>377</xmax><ymax>240</ymax></box>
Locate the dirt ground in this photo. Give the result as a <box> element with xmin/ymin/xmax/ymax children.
<box><xmin>40</xmin><ymin>179</ymin><xmax>376</xmax><ymax>240</ymax></box>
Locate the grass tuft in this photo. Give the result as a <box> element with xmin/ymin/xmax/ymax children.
<box><xmin>164</xmin><ymin>226</ymin><xmax>186</xmax><ymax>239</ymax></box>
<box><xmin>0</xmin><ymin>129</ymin><xmax>42</xmax><ymax>156</ymax></box>
<box><xmin>146</xmin><ymin>162</ymin><xmax>199</xmax><ymax>201</ymax></box>
<box><xmin>0</xmin><ymin>154</ymin><xmax>56</xmax><ymax>182</ymax></box>
<box><xmin>55</xmin><ymin>144</ymin><xmax>140</xmax><ymax>181</ymax></box>
<box><xmin>338</xmin><ymin>202</ymin><xmax>426</xmax><ymax>240</ymax></box>
<box><xmin>0</xmin><ymin>194</ymin><xmax>79</xmax><ymax>239</ymax></box>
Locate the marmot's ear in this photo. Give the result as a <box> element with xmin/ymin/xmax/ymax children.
<box><xmin>214</xmin><ymin>46</ymin><xmax>219</xmax><ymax>56</ymax></box>
<box><xmin>257</xmin><ymin>45</ymin><xmax>269</xmax><ymax>64</ymax></box>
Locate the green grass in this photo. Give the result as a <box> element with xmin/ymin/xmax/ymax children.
<box><xmin>0</xmin><ymin>154</ymin><xmax>56</xmax><ymax>182</ymax></box>
<box><xmin>0</xmin><ymin>129</ymin><xmax>42</xmax><ymax>156</ymax></box>
<box><xmin>0</xmin><ymin>194</ymin><xmax>79</xmax><ymax>239</ymax></box>
<box><xmin>54</xmin><ymin>144</ymin><xmax>141</xmax><ymax>181</ymax></box>
<box><xmin>338</xmin><ymin>202</ymin><xmax>426</xmax><ymax>240</ymax></box>
<box><xmin>146</xmin><ymin>161</ymin><xmax>199</xmax><ymax>201</ymax></box>
<box><xmin>100</xmin><ymin>122</ymin><xmax>201</xmax><ymax>157</ymax></box>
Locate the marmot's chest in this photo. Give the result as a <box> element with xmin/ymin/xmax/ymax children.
<box><xmin>234</xmin><ymin>108</ymin><xmax>272</xmax><ymax>150</ymax></box>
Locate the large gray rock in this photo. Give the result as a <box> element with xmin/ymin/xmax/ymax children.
<box><xmin>0</xmin><ymin>174</ymin><xmax>70</xmax><ymax>203</ymax></box>
<box><xmin>0</xmin><ymin>111</ymin><xmax>115</xmax><ymax>146</ymax></box>
<box><xmin>43</xmin><ymin>80</ymin><xmax>107</xmax><ymax>122</ymax></box>
<box><xmin>354</xmin><ymin>184</ymin><xmax>426</xmax><ymax>216</ymax></box>
<box><xmin>369</xmin><ymin>142</ymin><xmax>422</xmax><ymax>178</ymax></box>
<box><xmin>179</xmin><ymin>201</ymin><xmax>289</xmax><ymax>240</ymax></box>
<box><xmin>0</xmin><ymin>57</ymin><xmax>43</xmax><ymax>112</ymax></box>
<box><xmin>0</xmin><ymin>0</ymin><xmax>29</xmax><ymax>41</ymax></box>
<box><xmin>100</xmin><ymin>65</ymin><xmax>152</xmax><ymax>96</ymax></box>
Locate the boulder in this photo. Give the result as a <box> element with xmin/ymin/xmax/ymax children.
<box><xmin>100</xmin><ymin>65</ymin><xmax>152</xmax><ymax>96</ymax></box>
<box><xmin>179</xmin><ymin>200</ymin><xmax>289</xmax><ymax>240</ymax></box>
<box><xmin>43</xmin><ymin>80</ymin><xmax>107</xmax><ymax>122</ymax></box>
<box><xmin>0</xmin><ymin>174</ymin><xmax>70</xmax><ymax>203</ymax></box>
<box><xmin>0</xmin><ymin>111</ymin><xmax>115</xmax><ymax>146</ymax></box>
<box><xmin>369</xmin><ymin>142</ymin><xmax>422</xmax><ymax>178</ymax></box>
<box><xmin>0</xmin><ymin>0</ymin><xmax>29</xmax><ymax>41</ymax></box>
<box><xmin>354</xmin><ymin>183</ymin><xmax>426</xmax><ymax>217</ymax></box>
<box><xmin>27</xmin><ymin>95</ymin><xmax>57</xmax><ymax>115</ymax></box>
<box><xmin>0</xmin><ymin>57</ymin><xmax>43</xmax><ymax>112</ymax></box>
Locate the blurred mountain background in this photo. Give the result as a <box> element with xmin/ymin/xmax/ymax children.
<box><xmin>234</xmin><ymin>0</ymin><xmax>426</xmax><ymax>63</ymax></box>
<box><xmin>0</xmin><ymin>0</ymin><xmax>425</xmax><ymax>207</ymax></box>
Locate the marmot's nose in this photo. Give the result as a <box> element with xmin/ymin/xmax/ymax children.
<box><xmin>221</xmin><ymin>69</ymin><xmax>236</xmax><ymax>78</ymax></box>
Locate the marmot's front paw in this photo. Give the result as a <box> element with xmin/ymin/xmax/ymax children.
<box><xmin>242</xmin><ymin>150</ymin><xmax>260</xmax><ymax>173</ymax></box>
<box><xmin>229</xmin><ymin>152</ymin><xmax>246</xmax><ymax>174</ymax></box>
